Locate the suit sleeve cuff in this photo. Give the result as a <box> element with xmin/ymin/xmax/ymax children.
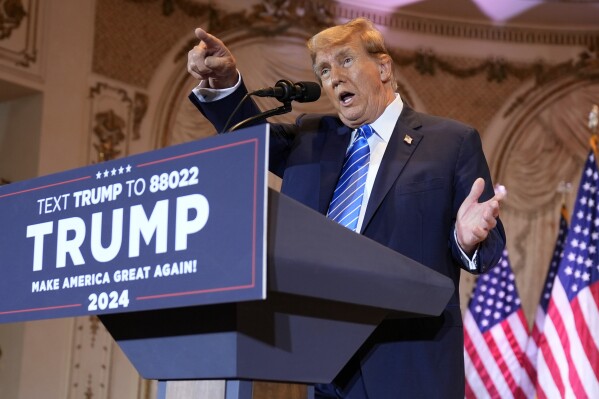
<box><xmin>191</xmin><ymin>71</ymin><xmax>241</xmax><ymax>102</ymax></box>
<box><xmin>453</xmin><ymin>227</ymin><xmax>480</xmax><ymax>272</ymax></box>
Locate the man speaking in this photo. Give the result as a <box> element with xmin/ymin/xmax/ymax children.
<box><xmin>187</xmin><ymin>17</ymin><xmax>506</xmax><ymax>399</ymax></box>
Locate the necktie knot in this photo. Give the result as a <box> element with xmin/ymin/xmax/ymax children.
<box><xmin>357</xmin><ymin>124</ymin><xmax>374</xmax><ymax>141</ymax></box>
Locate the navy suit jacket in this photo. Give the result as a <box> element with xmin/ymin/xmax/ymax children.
<box><xmin>190</xmin><ymin>82</ymin><xmax>506</xmax><ymax>398</ymax></box>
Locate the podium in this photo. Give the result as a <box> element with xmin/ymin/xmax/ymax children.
<box><xmin>99</xmin><ymin>179</ymin><xmax>455</xmax><ymax>399</ymax></box>
<box><xmin>0</xmin><ymin>125</ymin><xmax>454</xmax><ymax>399</ymax></box>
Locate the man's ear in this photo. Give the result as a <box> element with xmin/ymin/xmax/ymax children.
<box><xmin>378</xmin><ymin>54</ymin><xmax>393</xmax><ymax>84</ymax></box>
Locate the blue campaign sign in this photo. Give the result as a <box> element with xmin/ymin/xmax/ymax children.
<box><xmin>0</xmin><ymin>125</ymin><xmax>268</xmax><ymax>323</ymax></box>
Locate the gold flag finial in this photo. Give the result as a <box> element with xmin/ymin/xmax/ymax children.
<box><xmin>557</xmin><ymin>180</ymin><xmax>572</xmax><ymax>202</ymax></box>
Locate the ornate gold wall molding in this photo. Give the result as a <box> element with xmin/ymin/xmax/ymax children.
<box><xmin>93</xmin><ymin>110</ymin><xmax>126</xmax><ymax>162</ymax></box>
<box><xmin>170</xmin><ymin>0</ymin><xmax>336</xmax><ymax>64</ymax></box>
<box><xmin>89</xmin><ymin>81</ymin><xmax>148</xmax><ymax>163</ymax></box>
<box><xmin>133</xmin><ymin>92</ymin><xmax>149</xmax><ymax>140</ymax></box>
<box><xmin>0</xmin><ymin>0</ymin><xmax>27</xmax><ymax>40</ymax></box>
<box><xmin>126</xmin><ymin>0</ymin><xmax>334</xmax><ymax>34</ymax></box>
<box><xmin>390</xmin><ymin>45</ymin><xmax>599</xmax><ymax>117</ymax></box>
<box><xmin>0</xmin><ymin>0</ymin><xmax>39</xmax><ymax>68</ymax></box>
<box><xmin>505</xmin><ymin>47</ymin><xmax>599</xmax><ymax>116</ymax></box>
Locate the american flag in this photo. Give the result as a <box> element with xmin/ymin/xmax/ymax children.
<box><xmin>536</xmin><ymin>151</ymin><xmax>599</xmax><ymax>398</ymax></box>
<box><xmin>464</xmin><ymin>249</ymin><xmax>534</xmax><ymax>398</ymax></box>
<box><xmin>524</xmin><ymin>206</ymin><xmax>569</xmax><ymax>398</ymax></box>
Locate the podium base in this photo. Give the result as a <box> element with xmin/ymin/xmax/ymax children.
<box><xmin>157</xmin><ymin>380</ymin><xmax>313</xmax><ymax>399</ymax></box>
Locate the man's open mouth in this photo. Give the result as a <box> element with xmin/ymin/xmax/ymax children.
<box><xmin>339</xmin><ymin>91</ymin><xmax>355</xmax><ymax>105</ymax></box>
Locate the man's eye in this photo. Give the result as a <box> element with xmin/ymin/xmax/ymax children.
<box><xmin>320</xmin><ymin>68</ymin><xmax>330</xmax><ymax>77</ymax></box>
<box><xmin>343</xmin><ymin>57</ymin><xmax>353</xmax><ymax>65</ymax></box>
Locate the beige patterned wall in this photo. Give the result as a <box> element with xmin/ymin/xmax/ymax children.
<box><xmin>93</xmin><ymin>0</ymin><xmax>199</xmax><ymax>88</ymax></box>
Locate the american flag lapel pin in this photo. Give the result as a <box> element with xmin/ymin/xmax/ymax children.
<box><xmin>404</xmin><ymin>134</ymin><xmax>413</xmax><ymax>145</ymax></box>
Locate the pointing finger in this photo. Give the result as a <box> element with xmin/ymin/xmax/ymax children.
<box><xmin>195</xmin><ymin>28</ymin><xmax>225</xmax><ymax>52</ymax></box>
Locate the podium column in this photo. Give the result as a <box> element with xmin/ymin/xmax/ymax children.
<box><xmin>157</xmin><ymin>380</ymin><xmax>313</xmax><ymax>399</ymax></box>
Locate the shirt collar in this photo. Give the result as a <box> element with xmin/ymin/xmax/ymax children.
<box><xmin>369</xmin><ymin>94</ymin><xmax>404</xmax><ymax>142</ymax></box>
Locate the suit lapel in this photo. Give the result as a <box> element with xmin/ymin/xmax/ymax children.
<box><xmin>360</xmin><ymin>106</ymin><xmax>423</xmax><ymax>233</ymax></box>
<box><xmin>318</xmin><ymin>123</ymin><xmax>352</xmax><ymax>214</ymax></box>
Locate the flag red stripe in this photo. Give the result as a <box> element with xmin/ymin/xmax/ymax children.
<box><xmin>501</xmin><ymin>315</ymin><xmax>528</xmax><ymax>399</ymax></box>
<box><xmin>464</xmin><ymin>327</ymin><xmax>500</xmax><ymax>398</ymax></box>
<box><xmin>546</xmin><ymin>292</ymin><xmax>588</xmax><ymax>398</ymax></box>
<box><xmin>571</xmin><ymin>290</ymin><xmax>599</xmax><ymax>382</ymax></box>
<box><xmin>537</xmin><ymin>316</ymin><xmax>565</xmax><ymax>397</ymax></box>
<box><xmin>527</xmin><ymin>314</ymin><xmax>543</xmax><ymax>395</ymax></box>
<box><xmin>531</xmin><ymin>322</ymin><xmax>542</xmax><ymax>345</ymax></box>
<box><xmin>516</xmin><ymin>311</ymin><xmax>536</xmax><ymax>385</ymax></box>
<box><xmin>535</xmin><ymin>337</ymin><xmax>566</xmax><ymax>398</ymax></box>
<box><xmin>483</xmin><ymin>323</ymin><xmax>520</xmax><ymax>396</ymax></box>
<box><xmin>465</xmin><ymin>379</ymin><xmax>475</xmax><ymax>398</ymax></box>
<box><xmin>592</xmin><ymin>281</ymin><xmax>599</xmax><ymax>308</ymax></box>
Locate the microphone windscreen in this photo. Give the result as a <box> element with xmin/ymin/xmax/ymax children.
<box><xmin>297</xmin><ymin>82</ymin><xmax>321</xmax><ymax>103</ymax></box>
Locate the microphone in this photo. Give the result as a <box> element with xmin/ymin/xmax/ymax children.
<box><xmin>252</xmin><ymin>79</ymin><xmax>321</xmax><ymax>103</ymax></box>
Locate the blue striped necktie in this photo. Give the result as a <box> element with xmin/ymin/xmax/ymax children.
<box><xmin>327</xmin><ymin>124</ymin><xmax>374</xmax><ymax>232</ymax></box>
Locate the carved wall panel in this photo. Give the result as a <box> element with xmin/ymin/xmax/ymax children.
<box><xmin>0</xmin><ymin>0</ymin><xmax>41</xmax><ymax>75</ymax></box>
<box><xmin>88</xmin><ymin>80</ymin><xmax>149</xmax><ymax>163</ymax></box>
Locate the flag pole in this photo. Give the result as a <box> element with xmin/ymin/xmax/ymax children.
<box><xmin>589</xmin><ymin>104</ymin><xmax>599</xmax><ymax>162</ymax></box>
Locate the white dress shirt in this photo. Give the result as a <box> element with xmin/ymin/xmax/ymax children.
<box><xmin>353</xmin><ymin>94</ymin><xmax>402</xmax><ymax>232</ymax></box>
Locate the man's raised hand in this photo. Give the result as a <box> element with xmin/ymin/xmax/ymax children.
<box><xmin>456</xmin><ymin>178</ymin><xmax>506</xmax><ymax>255</ymax></box>
<box><xmin>187</xmin><ymin>28</ymin><xmax>238</xmax><ymax>89</ymax></box>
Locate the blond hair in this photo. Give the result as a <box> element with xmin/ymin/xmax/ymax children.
<box><xmin>307</xmin><ymin>18</ymin><xmax>397</xmax><ymax>90</ymax></box>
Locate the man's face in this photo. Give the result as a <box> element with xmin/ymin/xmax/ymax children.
<box><xmin>314</xmin><ymin>37</ymin><xmax>392</xmax><ymax>128</ymax></box>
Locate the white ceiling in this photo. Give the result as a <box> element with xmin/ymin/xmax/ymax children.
<box><xmin>338</xmin><ymin>0</ymin><xmax>599</xmax><ymax>29</ymax></box>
